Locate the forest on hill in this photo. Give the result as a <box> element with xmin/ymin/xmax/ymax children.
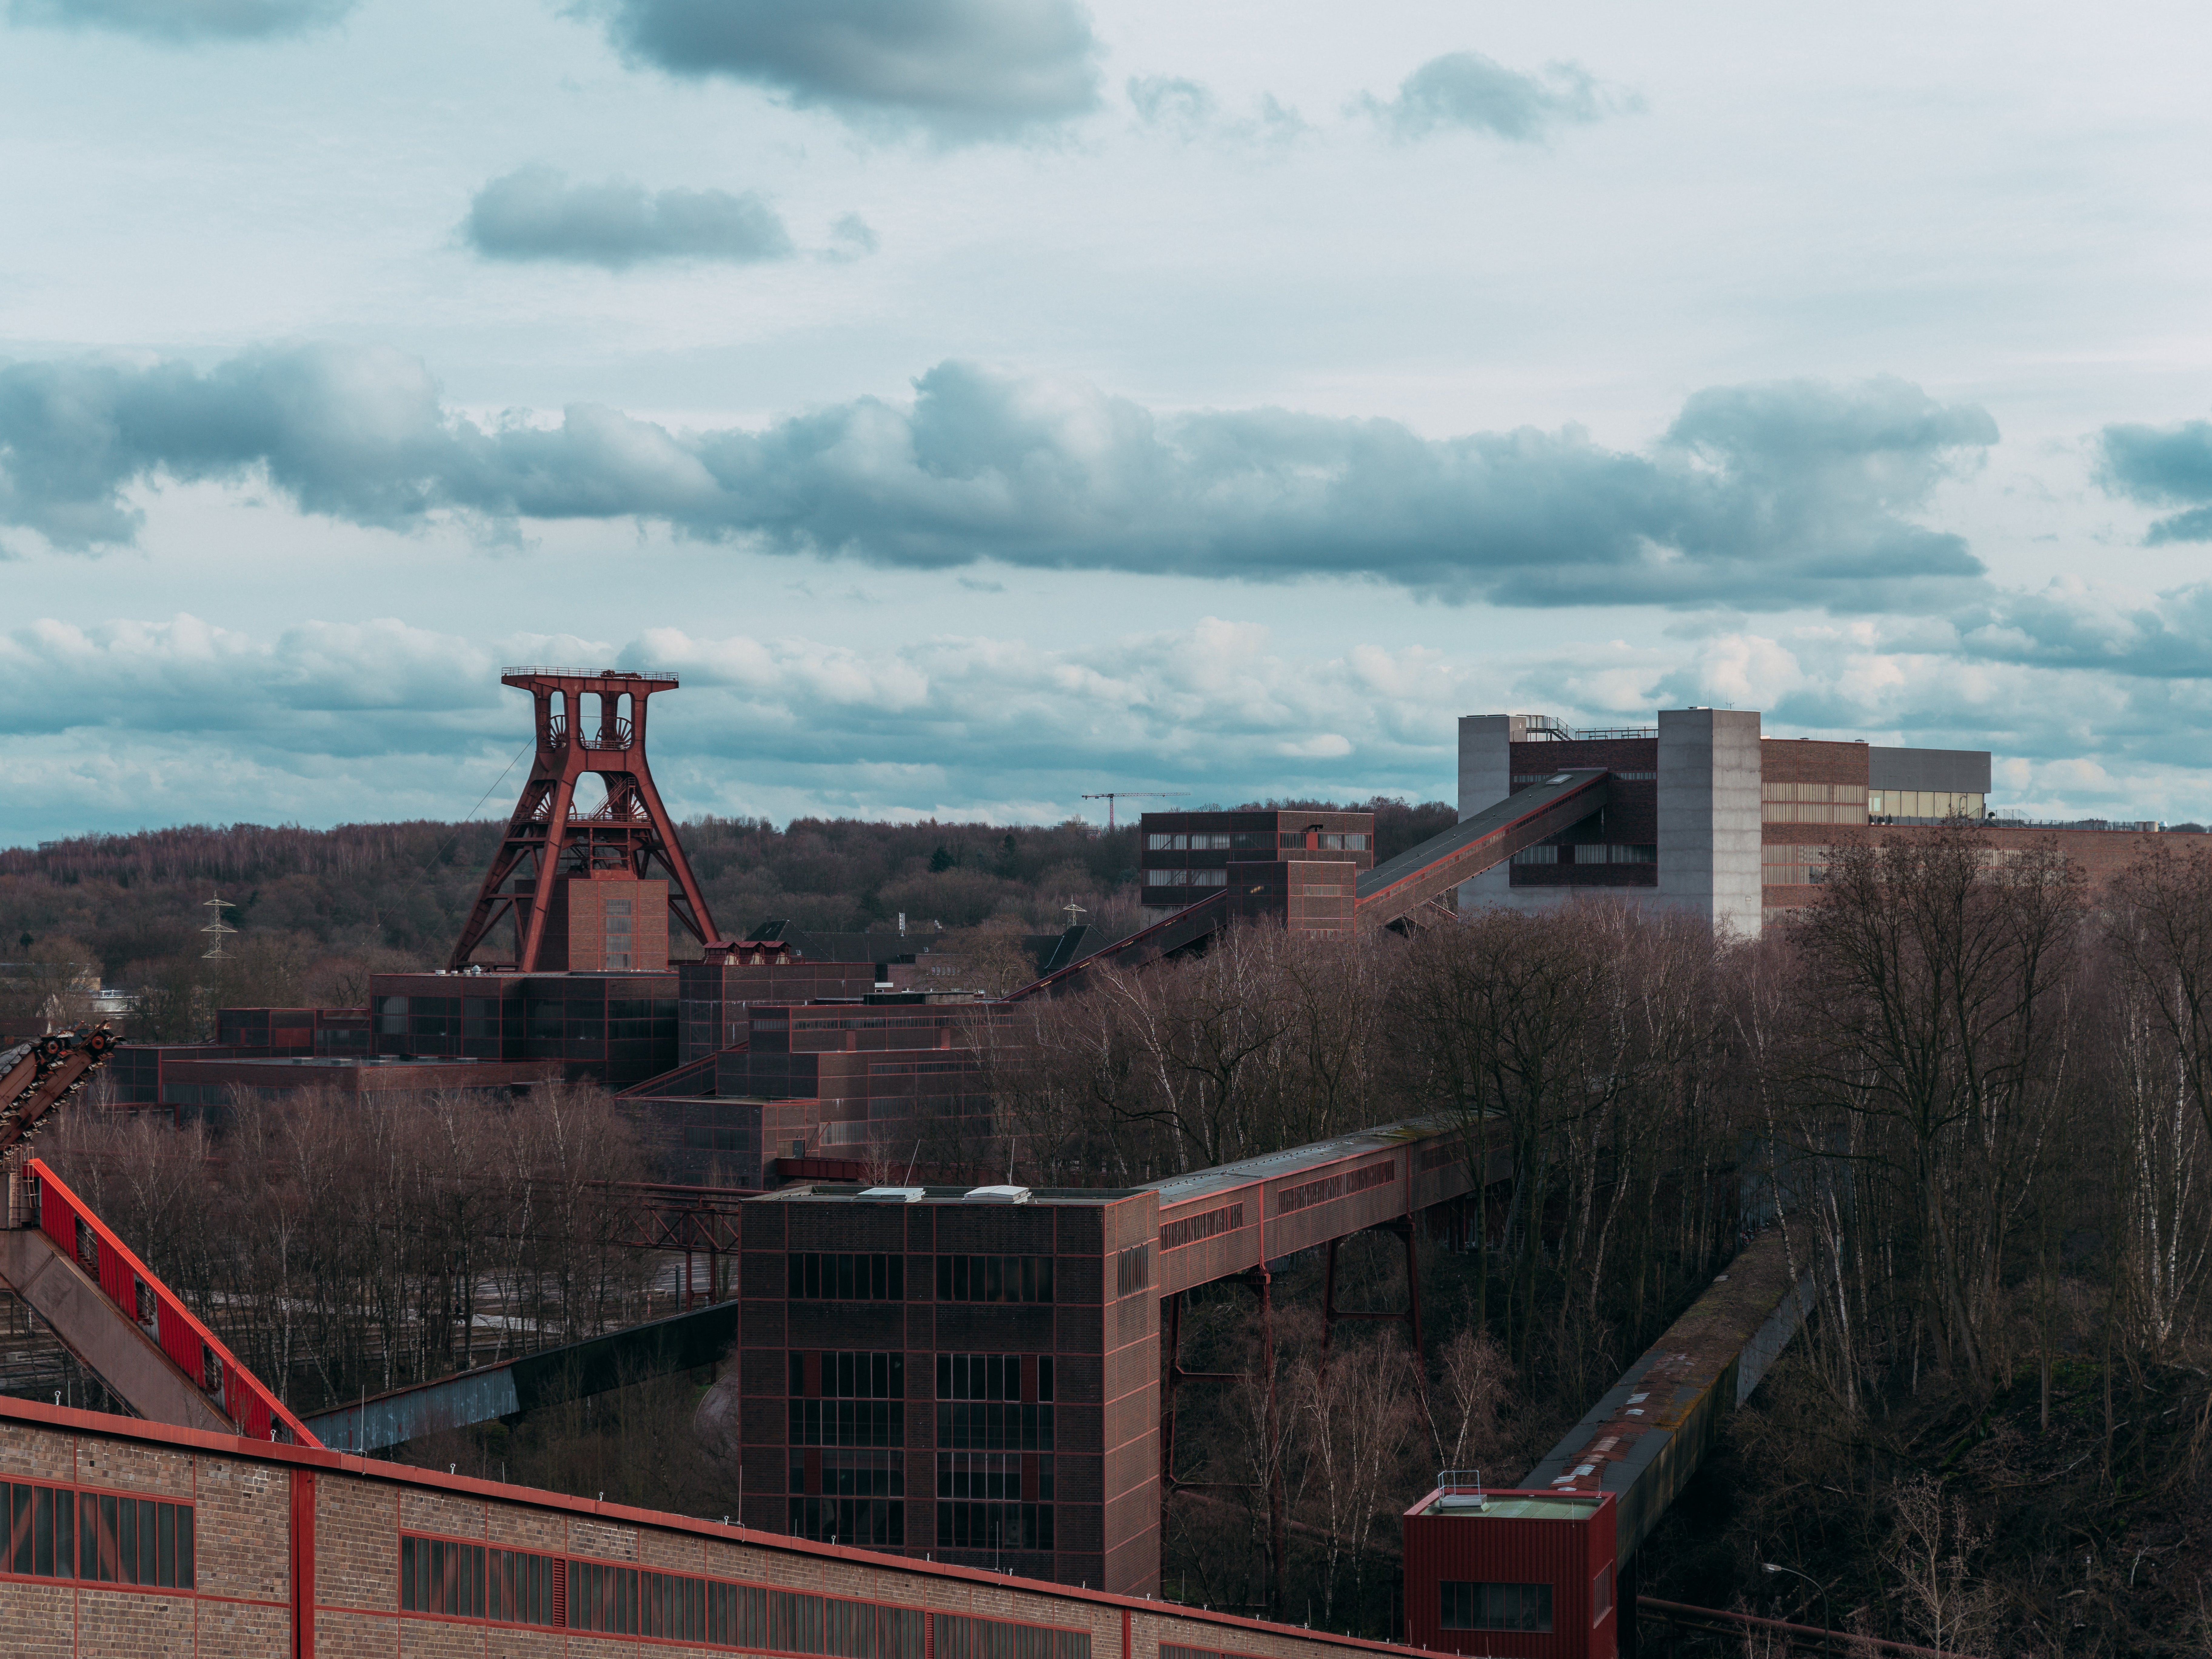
<box><xmin>0</xmin><ymin>798</ymin><xmax>1456</xmax><ymax>1035</ymax></box>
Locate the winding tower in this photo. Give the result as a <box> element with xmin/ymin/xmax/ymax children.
<box><xmin>448</xmin><ymin>667</ymin><xmax>718</xmax><ymax>972</ymax></box>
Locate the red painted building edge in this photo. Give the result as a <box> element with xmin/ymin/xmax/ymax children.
<box><xmin>0</xmin><ymin>1393</ymin><xmax>1437</xmax><ymax>1659</ymax></box>
<box><xmin>26</xmin><ymin>1156</ymin><xmax>316</xmax><ymax>1446</ymax></box>
<box><xmin>1401</xmin><ymin>1490</ymin><xmax>1616</xmax><ymax>1659</ymax></box>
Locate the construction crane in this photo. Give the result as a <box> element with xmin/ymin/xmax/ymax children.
<box><xmin>1080</xmin><ymin>790</ymin><xmax>1187</xmax><ymax>831</ymax></box>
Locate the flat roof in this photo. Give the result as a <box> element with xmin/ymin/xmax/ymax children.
<box><xmin>167</xmin><ymin>1055</ymin><xmax>525</xmax><ymax>1069</ymax></box>
<box><xmin>1143</xmin><ymin>1114</ymin><xmax>1459</xmax><ymax>1206</ymax></box>
<box><xmin>1411</xmin><ymin>1488</ymin><xmax>1607</xmax><ymax>1521</ymax></box>
<box><xmin>761</xmin><ymin>1183</ymin><xmax>1141</xmax><ymax>1206</ymax></box>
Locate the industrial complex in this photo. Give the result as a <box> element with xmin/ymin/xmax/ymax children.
<box><xmin>1</xmin><ymin>666</ymin><xmax>2168</xmax><ymax>1656</ymax></box>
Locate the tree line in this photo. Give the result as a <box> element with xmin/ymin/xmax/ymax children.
<box><xmin>0</xmin><ymin>799</ymin><xmax>1454</xmax><ymax>1038</ymax></box>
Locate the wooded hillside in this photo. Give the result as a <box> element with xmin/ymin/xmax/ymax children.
<box><xmin>0</xmin><ymin>798</ymin><xmax>1457</xmax><ymax>1036</ymax></box>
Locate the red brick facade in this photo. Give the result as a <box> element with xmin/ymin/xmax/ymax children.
<box><xmin>0</xmin><ymin>1398</ymin><xmax>1441</xmax><ymax>1659</ymax></box>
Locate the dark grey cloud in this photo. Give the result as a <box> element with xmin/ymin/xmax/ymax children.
<box><xmin>466</xmin><ymin>166</ymin><xmax>795</xmax><ymax>269</ymax></box>
<box><xmin>2100</xmin><ymin>417</ymin><xmax>2212</xmax><ymax>544</ymax></box>
<box><xmin>6</xmin><ymin>0</ymin><xmax>351</xmax><ymax>42</ymax></box>
<box><xmin>1951</xmin><ymin>583</ymin><xmax>2212</xmax><ymax>680</ymax></box>
<box><xmin>1358</xmin><ymin>50</ymin><xmax>1628</xmax><ymax>142</ymax></box>
<box><xmin>0</xmin><ymin>345</ymin><xmax>1997</xmax><ymax>611</ymax></box>
<box><xmin>582</xmin><ymin>0</ymin><xmax>1102</xmax><ymax>140</ymax></box>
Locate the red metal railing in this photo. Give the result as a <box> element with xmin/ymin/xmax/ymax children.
<box><xmin>24</xmin><ymin>1158</ymin><xmax>320</xmax><ymax>1448</ymax></box>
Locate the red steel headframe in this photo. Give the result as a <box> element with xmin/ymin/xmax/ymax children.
<box><xmin>448</xmin><ymin>667</ymin><xmax>719</xmax><ymax>971</ymax></box>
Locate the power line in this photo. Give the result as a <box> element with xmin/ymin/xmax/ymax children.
<box><xmin>424</xmin><ymin>737</ymin><xmax>534</xmax><ymax>873</ymax></box>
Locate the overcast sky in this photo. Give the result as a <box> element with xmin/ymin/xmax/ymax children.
<box><xmin>5</xmin><ymin>0</ymin><xmax>2212</xmax><ymax>843</ymax></box>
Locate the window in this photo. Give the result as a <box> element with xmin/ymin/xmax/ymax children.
<box><xmin>1511</xmin><ymin>845</ymin><xmax>1559</xmax><ymax>865</ymax></box>
<box><xmin>1146</xmin><ymin>833</ymin><xmax>1188</xmax><ymax>851</ymax></box>
<box><xmin>389</xmin><ymin>1546</ymin><xmax>1061</xmax><ymax>1659</ymax></box>
<box><xmin>1229</xmin><ymin>831</ymin><xmax>1274</xmax><ymax>850</ymax></box>
<box><xmin>1161</xmin><ymin>1203</ymin><xmax>1242</xmax><ymax>1250</ymax></box>
<box><xmin>61</xmin><ymin>1489</ymin><xmax>194</xmax><ymax>1590</ymax></box>
<box><xmin>791</xmin><ymin>1449</ymin><xmax>905</xmax><ymax>1545</ymax></box>
<box><xmin>489</xmin><ymin>1547</ymin><xmax>559</xmax><ymax>1626</ymax></box>
<box><xmin>1191</xmin><ymin>869</ymin><xmax>1227</xmax><ymax>887</ymax></box>
<box><xmin>1762</xmin><ymin>844</ymin><xmax>1832</xmax><ymax>887</ymax></box>
<box><xmin>790</xmin><ymin>1351</ymin><xmax>904</xmax><ymax>1448</ymax></box>
<box><xmin>1115</xmin><ymin>1243</ymin><xmax>1150</xmax><ymax>1296</ymax></box>
<box><xmin>937</xmin><ymin>1500</ymin><xmax>1053</xmax><ymax>1551</ymax></box>
<box><xmin>377</xmin><ymin>994</ymin><xmax>406</xmax><ymax>1035</ymax></box>
<box><xmin>1440</xmin><ymin>1581</ymin><xmax>1553</xmax><ymax>1633</ymax></box>
<box><xmin>937</xmin><ymin>1354</ymin><xmax>1054</xmax><ymax>1451</ymax></box>
<box><xmin>1316</xmin><ymin>833</ymin><xmax>1368</xmax><ymax>850</ymax></box>
<box><xmin>714</xmin><ymin>1586</ymin><xmax>928</xmax><ymax>1658</ymax></box>
<box><xmin>3</xmin><ymin>1480</ymin><xmax>186</xmax><ymax>1587</ymax></box>
<box><xmin>789</xmin><ymin>1253</ymin><xmax>905</xmax><ymax>1300</ymax></box>
<box><xmin>935</xmin><ymin>1255</ymin><xmax>1053</xmax><ymax>1303</ymax></box>
<box><xmin>790</xmin><ymin>1494</ymin><xmax>906</xmax><ymax>1547</ymax></box>
<box><xmin>569</xmin><ymin>1559</ymin><xmax>637</xmax><ymax>1634</ymax></box>
<box><xmin>1592</xmin><ymin>1562</ymin><xmax>1614</xmax><ymax>1626</ymax></box>
<box><xmin>400</xmin><ymin>1534</ymin><xmax>483</xmax><ymax>1617</ymax></box>
<box><xmin>936</xmin><ymin>1614</ymin><xmax>1087</xmax><ymax>1659</ymax></box>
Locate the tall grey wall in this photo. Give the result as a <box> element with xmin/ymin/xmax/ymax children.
<box><xmin>1456</xmin><ymin>714</ymin><xmax>1522</xmax><ymax>911</ymax></box>
<box><xmin>1657</xmin><ymin>707</ymin><xmax>1763</xmax><ymax>940</ymax></box>
<box><xmin>1866</xmin><ymin>746</ymin><xmax>1991</xmax><ymax>793</ymax></box>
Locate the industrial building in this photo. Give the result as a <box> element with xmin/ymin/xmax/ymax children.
<box><xmin>1455</xmin><ymin>706</ymin><xmax>2183</xmax><ymax>938</ymax></box>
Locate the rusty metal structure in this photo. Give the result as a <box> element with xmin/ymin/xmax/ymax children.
<box><xmin>448</xmin><ymin>667</ymin><xmax>718</xmax><ymax>971</ymax></box>
<box><xmin>0</xmin><ymin>1023</ymin><xmax>118</xmax><ymax>1158</ymax></box>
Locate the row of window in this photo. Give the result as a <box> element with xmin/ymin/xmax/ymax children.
<box><xmin>399</xmin><ymin>1537</ymin><xmax>1085</xmax><ymax>1656</ymax></box>
<box><xmin>790</xmin><ymin>1253</ymin><xmax>907</xmax><ymax>1301</ymax></box>
<box><xmin>937</xmin><ymin>1255</ymin><xmax>1054</xmax><ymax>1303</ymax></box>
<box><xmin>939</xmin><ymin>1503</ymin><xmax>1054</xmax><ymax>1551</ymax></box>
<box><xmin>938</xmin><ymin>1451</ymin><xmax>1050</xmax><ymax>1502</ymax></box>
<box><xmin>939</xmin><ymin>1353</ymin><xmax>1051</xmax><ymax>1402</ymax></box>
<box><xmin>1509</xmin><ymin>844</ymin><xmax>1659</xmax><ymax>866</ymax></box>
<box><xmin>795</xmin><ymin>1351</ymin><xmax>906</xmax><ymax>1400</ymax></box>
<box><xmin>940</xmin><ymin>1402</ymin><xmax>1055</xmax><ymax>1451</ymax></box>
<box><xmin>1160</xmin><ymin>1203</ymin><xmax>1242</xmax><ymax>1251</ymax></box>
<box><xmin>1144</xmin><ymin>869</ymin><xmax>1228</xmax><ymax>888</ymax></box>
<box><xmin>793</xmin><ymin>1450</ymin><xmax>905</xmax><ymax>1497</ymax></box>
<box><xmin>1144</xmin><ymin>831</ymin><xmax>1372</xmax><ymax>852</ymax></box>
<box><xmin>790</xmin><ymin>1400</ymin><xmax>902</xmax><ymax>1448</ymax></box>
<box><xmin>789</xmin><ymin>1497</ymin><xmax>907</xmax><ymax>1547</ymax></box>
<box><xmin>1277</xmin><ymin>1159</ymin><xmax>1395</xmax><ymax>1215</ymax></box>
<box><xmin>2</xmin><ymin>1481</ymin><xmax>193</xmax><ymax>1589</ymax></box>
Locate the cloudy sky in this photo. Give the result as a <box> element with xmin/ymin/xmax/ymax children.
<box><xmin>5</xmin><ymin>0</ymin><xmax>2212</xmax><ymax>844</ymax></box>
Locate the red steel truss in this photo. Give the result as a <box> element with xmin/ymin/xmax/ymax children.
<box><xmin>449</xmin><ymin>667</ymin><xmax>719</xmax><ymax>970</ymax></box>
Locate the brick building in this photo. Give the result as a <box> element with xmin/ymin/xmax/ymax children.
<box><xmin>1138</xmin><ymin>811</ymin><xmax>1376</xmax><ymax>926</ymax></box>
<box><xmin>700</xmin><ymin>1117</ymin><xmax>1489</xmax><ymax>1598</ymax></box>
<box><xmin>0</xmin><ymin>1395</ymin><xmax>1445</xmax><ymax>1659</ymax></box>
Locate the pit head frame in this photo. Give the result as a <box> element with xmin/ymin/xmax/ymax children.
<box><xmin>447</xmin><ymin>667</ymin><xmax>719</xmax><ymax>972</ymax></box>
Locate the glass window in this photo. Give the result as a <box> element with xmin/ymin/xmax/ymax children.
<box><xmin>1440</xmin><ymin>1581</ymin><xmax>1553</xmax><ymax>1632</ymax></box>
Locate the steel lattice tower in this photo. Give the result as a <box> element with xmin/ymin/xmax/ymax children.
<box><xmin>448</xmin><ymin>667</ymin><xmax>718</xmax><ymax>971</ymax></box>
